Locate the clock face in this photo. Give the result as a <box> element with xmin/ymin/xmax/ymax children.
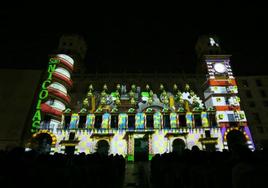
<box><xmin>214</xmin><ymin>63</ymin><xmax>227</xmax><ymax>73</ymax></box>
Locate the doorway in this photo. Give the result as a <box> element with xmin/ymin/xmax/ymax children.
<box><xmin>134</xmin><ymin>138</ymin><xmax>149</xmax><ymax>161</ymax></box>
<box><xmin>226</xmin><ymin>129</ymin><xmax>247</xmax><ymax>151</ymax></box>
<box><xmin>33</xmin><ymin>133</ymin><xmax>52</xmax><ymax>154</ymax></box>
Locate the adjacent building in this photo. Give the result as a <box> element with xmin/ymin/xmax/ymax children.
<box><xmin>236</xmin><ymin>76</ymin><xmax>268</xmax><ymax>149</ymax></box>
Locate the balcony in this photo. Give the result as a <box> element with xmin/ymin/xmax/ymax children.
<box><xmin>47</xmin><ymin>87</ymin><xmax>71</xmax><ymax>104</ymax></box>
<box><xmin>53</xmin><ymin>71</ymin><xmax>73</xmax><ymax>87</ymax></box>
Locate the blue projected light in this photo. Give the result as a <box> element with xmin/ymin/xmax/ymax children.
<box><xmin>70</xmin><ymin>114</ymin><xmax>79</xmax><ymax>129</ymax></box>
<box><xmin>153</xmin><ymin>112</ymin><xmax>162</xmax><ymax>129</ymax></box>
<box><xmin>135</xmin><ymin>113</ymin><xmax>145</xmax><ymax>129</ymax></box>
<box><xmin>86</xmin><ymin>114</ymin><xmax>95</xmax><ymax>128</ymax></box>
<box><xmin>102</xmin><ymin>113</ymin><xmax>111</xmax><ymax>129</ymax></box>
<box><xmin>170</xmin><ymin>112</ymin><xmax>178</xmax><ymax>128</ymax></box>
<box><xmin>118</xmin><ymin>113</ymin><xmax>128</xmax><ymax>129</ymax></box>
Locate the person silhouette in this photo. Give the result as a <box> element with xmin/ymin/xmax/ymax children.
<box><xmin>96</xmin><ymin>140</ymin><xmax>110</xmax><ymax>156</ymax></box>
<box><xmin>172</xmin><ymin>138</ymin><xmax>186</xmax><ymax>155</ymax></box>
<box><xmin>191</xmin><ymin>145</ymin><xmax>200</xmax><ymax>152</ymax></box>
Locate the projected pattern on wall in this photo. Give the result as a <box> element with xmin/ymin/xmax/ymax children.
<box><xmin>29</xmin><ymin>50</ymin><xmax>254</xmax><ymax>161</ymax></box>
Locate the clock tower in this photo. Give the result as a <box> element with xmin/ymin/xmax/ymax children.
<box><xmin>195</xmin><ymin>35</ymin><xmax>222</xmax><ymax>74</ymax></box>
<box><xmin>197</xmin><ymin>36</ymin><xmax>255</xmax><ymax>150</ymax></box>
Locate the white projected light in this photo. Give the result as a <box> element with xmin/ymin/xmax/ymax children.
<box><xmin>214</xmin><ymin>63</ymin><xmax>226</xmax><ymax>73</ymax></box>
<box><xmin>209</xmin><ymin>37</ymin><xmax>219</xmax><ymax>47</ymax></box>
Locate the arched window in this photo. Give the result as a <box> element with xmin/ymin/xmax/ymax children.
<box><xmin>128</xmin><ymin>115</ymin><xmax>135</xmax><ymax>130</ymax></box>
<box><xmin>146</xmin><ymin>114</ymin><xmax>154</xmax><ymax>129</ymax></box>
<box><xmin>111</xmin><ymin>114</ymin><xmax>118</xmax><ymax>129</ymax></box>
<box><xmin>64</xmin><ymin>115</ymin><xmax>71</xmax><ymax>129</ymax></box>
<box><xmin>163</xmin><ymin>114</ymin><xmax>170</xmax><ymax>129</ymax></box>
<box><xmin>194</xmin><ymin>113</ymin><xmax>202</xmax><ymax>127</ymax></box>
<box><xmin>78</xmin><ymin>115</ymin><xmax>86</xmax><ymax>129</ymax></box>
<box><xmin>179</xmin><ymin>114</ymin><xmax>187</xmax><ymax>127</ymax></box>
<box><xmin>94</xmin><ymin>114</ymin><xmax>102</xmax><ymax>129</ymax></box>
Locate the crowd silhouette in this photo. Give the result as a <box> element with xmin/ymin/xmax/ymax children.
<box><xmin>1</xmin><ymin>142</ymin><xmax>268</xmax><ymax>188</ymax></box>
<box><xmin>151</xmin><ymin>143</ymin><xmax>268</xmax><ymax>188</ymax></box>
<box><xmin>0</xmin><ymin>144</ymin><xmax>125</xmax><ymax>188</ymax></box>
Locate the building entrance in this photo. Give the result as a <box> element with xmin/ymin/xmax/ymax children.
<box><xmin>134</xmin><ymin>138</ymin><xmax>149</xmax><ymax>161</ymax></box>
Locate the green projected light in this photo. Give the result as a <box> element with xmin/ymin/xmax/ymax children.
<box><xmin>31</xmin><ymin>58</ymin><xmax>59</xmax><ymax>133</ymax></box>
<box><xmin>141</xmin><ymin>92</ymin><xmax>149</xmax><ymax>97</ymax></box>
<box><xmin>127</xmin><ymin>155</ymin><xmax>134</xmax><ymax>162</ymax></box>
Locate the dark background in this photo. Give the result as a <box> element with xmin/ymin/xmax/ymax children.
<box><xmin>1</xmin><ymin>5</ymin><xmax>267</xmax><ymax>75</ymax></box>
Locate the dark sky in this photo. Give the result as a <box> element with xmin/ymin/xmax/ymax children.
<box><xmin>1</xmin><ymin>5</ymin><xmax>267</xmax><ymax>75</ymax></box>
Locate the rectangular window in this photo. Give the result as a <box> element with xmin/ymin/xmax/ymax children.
<box><xmin>146</xmin><ymin>115</ymin><xmax>154</xmax><ymax>129</ymax></box>
<box><xmin>208</xmin><ymin>113</ymin><xmax>217</xmax><ymax>127</ymax></box>
<box><xmin>69</xmin><ymin>132</ymin><xmax>75</xmax><ymax>140</ymax></box>
<box><xmin>78</xmin><ymin>116</ymin><xmax>86</xmax><ymax>129</ymax></box>
<box><xmin>256</xmin><ymin>79</ymin><xmax>263</xmax><ymax>87</ymax></box>
<box><xmin>249</xmin><ymin>101</ymin><xmax>255</xmax><ymax>108</ymax></box>
<box><xmin>241</xmin><ymin>80</ymin><xmax>249</xmax><ymax>87</ymax></box>
<box><xmin>264</xmin><ymin>101</ymin><xmax>268</xmax><ymax>107</ymax></box>
<box><xmin>64</xmin><ymin>116</ymin><xmax>71</xmax><ymax>129</ymax></box>
<box><xmin>257</xmin><ymin>126</ymin><xmax>264</xmax><ymax>134</ymax></box>
<box><xmin>245</xmin><ymin>90</ymin><xmax>252</xmax><ymax>98</ymax></box>
<box><xmin>94</xmin><ymin>115</ymin><xmax>102</xmax><ymax>129</ymax></box>
<box><xmin>227</xmin><ymin>114</ymin><xmax>236</xmax><ymax>122</ymax></box>
<box><xmin>252</xmin><ymin>113</ymin><xmax>261</xmax><ymax>123</ymax></box>
<box><xmin>111</xmin><ymin>115</ymin><xmax>118</xmax><ymax>128</ymax></box>
<box><xmin>205</xmin><ymin>130</ymin><xmax>211</xmax><ymax>138</ymax></box>
<box><xmin>163</xmin><ymin>114</ymin><xmax>170</xmax><ymax>129</ymax></box>
<box><xmin>128</xmin><ymin>115</ymin><xmax>135</xmax><ymax>130</ymax></box>
<box><xmin>194</xmin><ymin>114</ymin><xmax>202</xmax><ymax>127</ymax></box>
<box><xmin>260</xmin><ymin>90</ymin><xmax>267</xmax><ymax>98</ymax></box>
<box><xmin>179</xmin><ymin>114</ymin><xmax>187</xmax><ymax>127</ymax></box>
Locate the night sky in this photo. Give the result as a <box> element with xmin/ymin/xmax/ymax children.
<box><xmin>1</xmin><ymin>6</ymin><xmax>267</xmax><ymax>75</ymax></box>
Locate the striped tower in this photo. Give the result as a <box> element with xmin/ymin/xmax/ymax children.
<box><xmin>203</xmin><ymin>54</ymin><xmax>255</xmax><ymax>150</ymax></box>
<box><xmin>40</xmin><ymin>54</ymin><xmax>74</xmax><ymax>130</ymax></box>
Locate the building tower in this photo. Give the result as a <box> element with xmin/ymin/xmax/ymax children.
<box><xmin>195</xmin><ymin>35</ymin><xmax>222</xmax><ymax>74</ymax></box>
<box><xmin>57</xmin><ymin>34</ymin><xmax>87</xmax><ymax>73</ymax></box>
<box><xmin>31</xmin><ymin>55</ymin><xmax>75</xmax><ymax>132</ymax></box>
<box><xmin>30</xmin><ymin>35</ymin><xmax>87</xmax><ymax>152</ymax></box>
<box><xmin>57</xmin><ymin>34</ymin><xmax>88</xmax><ymax>110</ymax></box>
<box><xmin>196</xmin><ymin>35</ymin><xmax>255</xmax><ymax>150</ymax></box>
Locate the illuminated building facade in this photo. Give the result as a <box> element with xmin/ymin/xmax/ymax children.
<box><xmin>29</xmin><ymin>35</ymin><xmax>255</xmax><ymax>160</ymax></box>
